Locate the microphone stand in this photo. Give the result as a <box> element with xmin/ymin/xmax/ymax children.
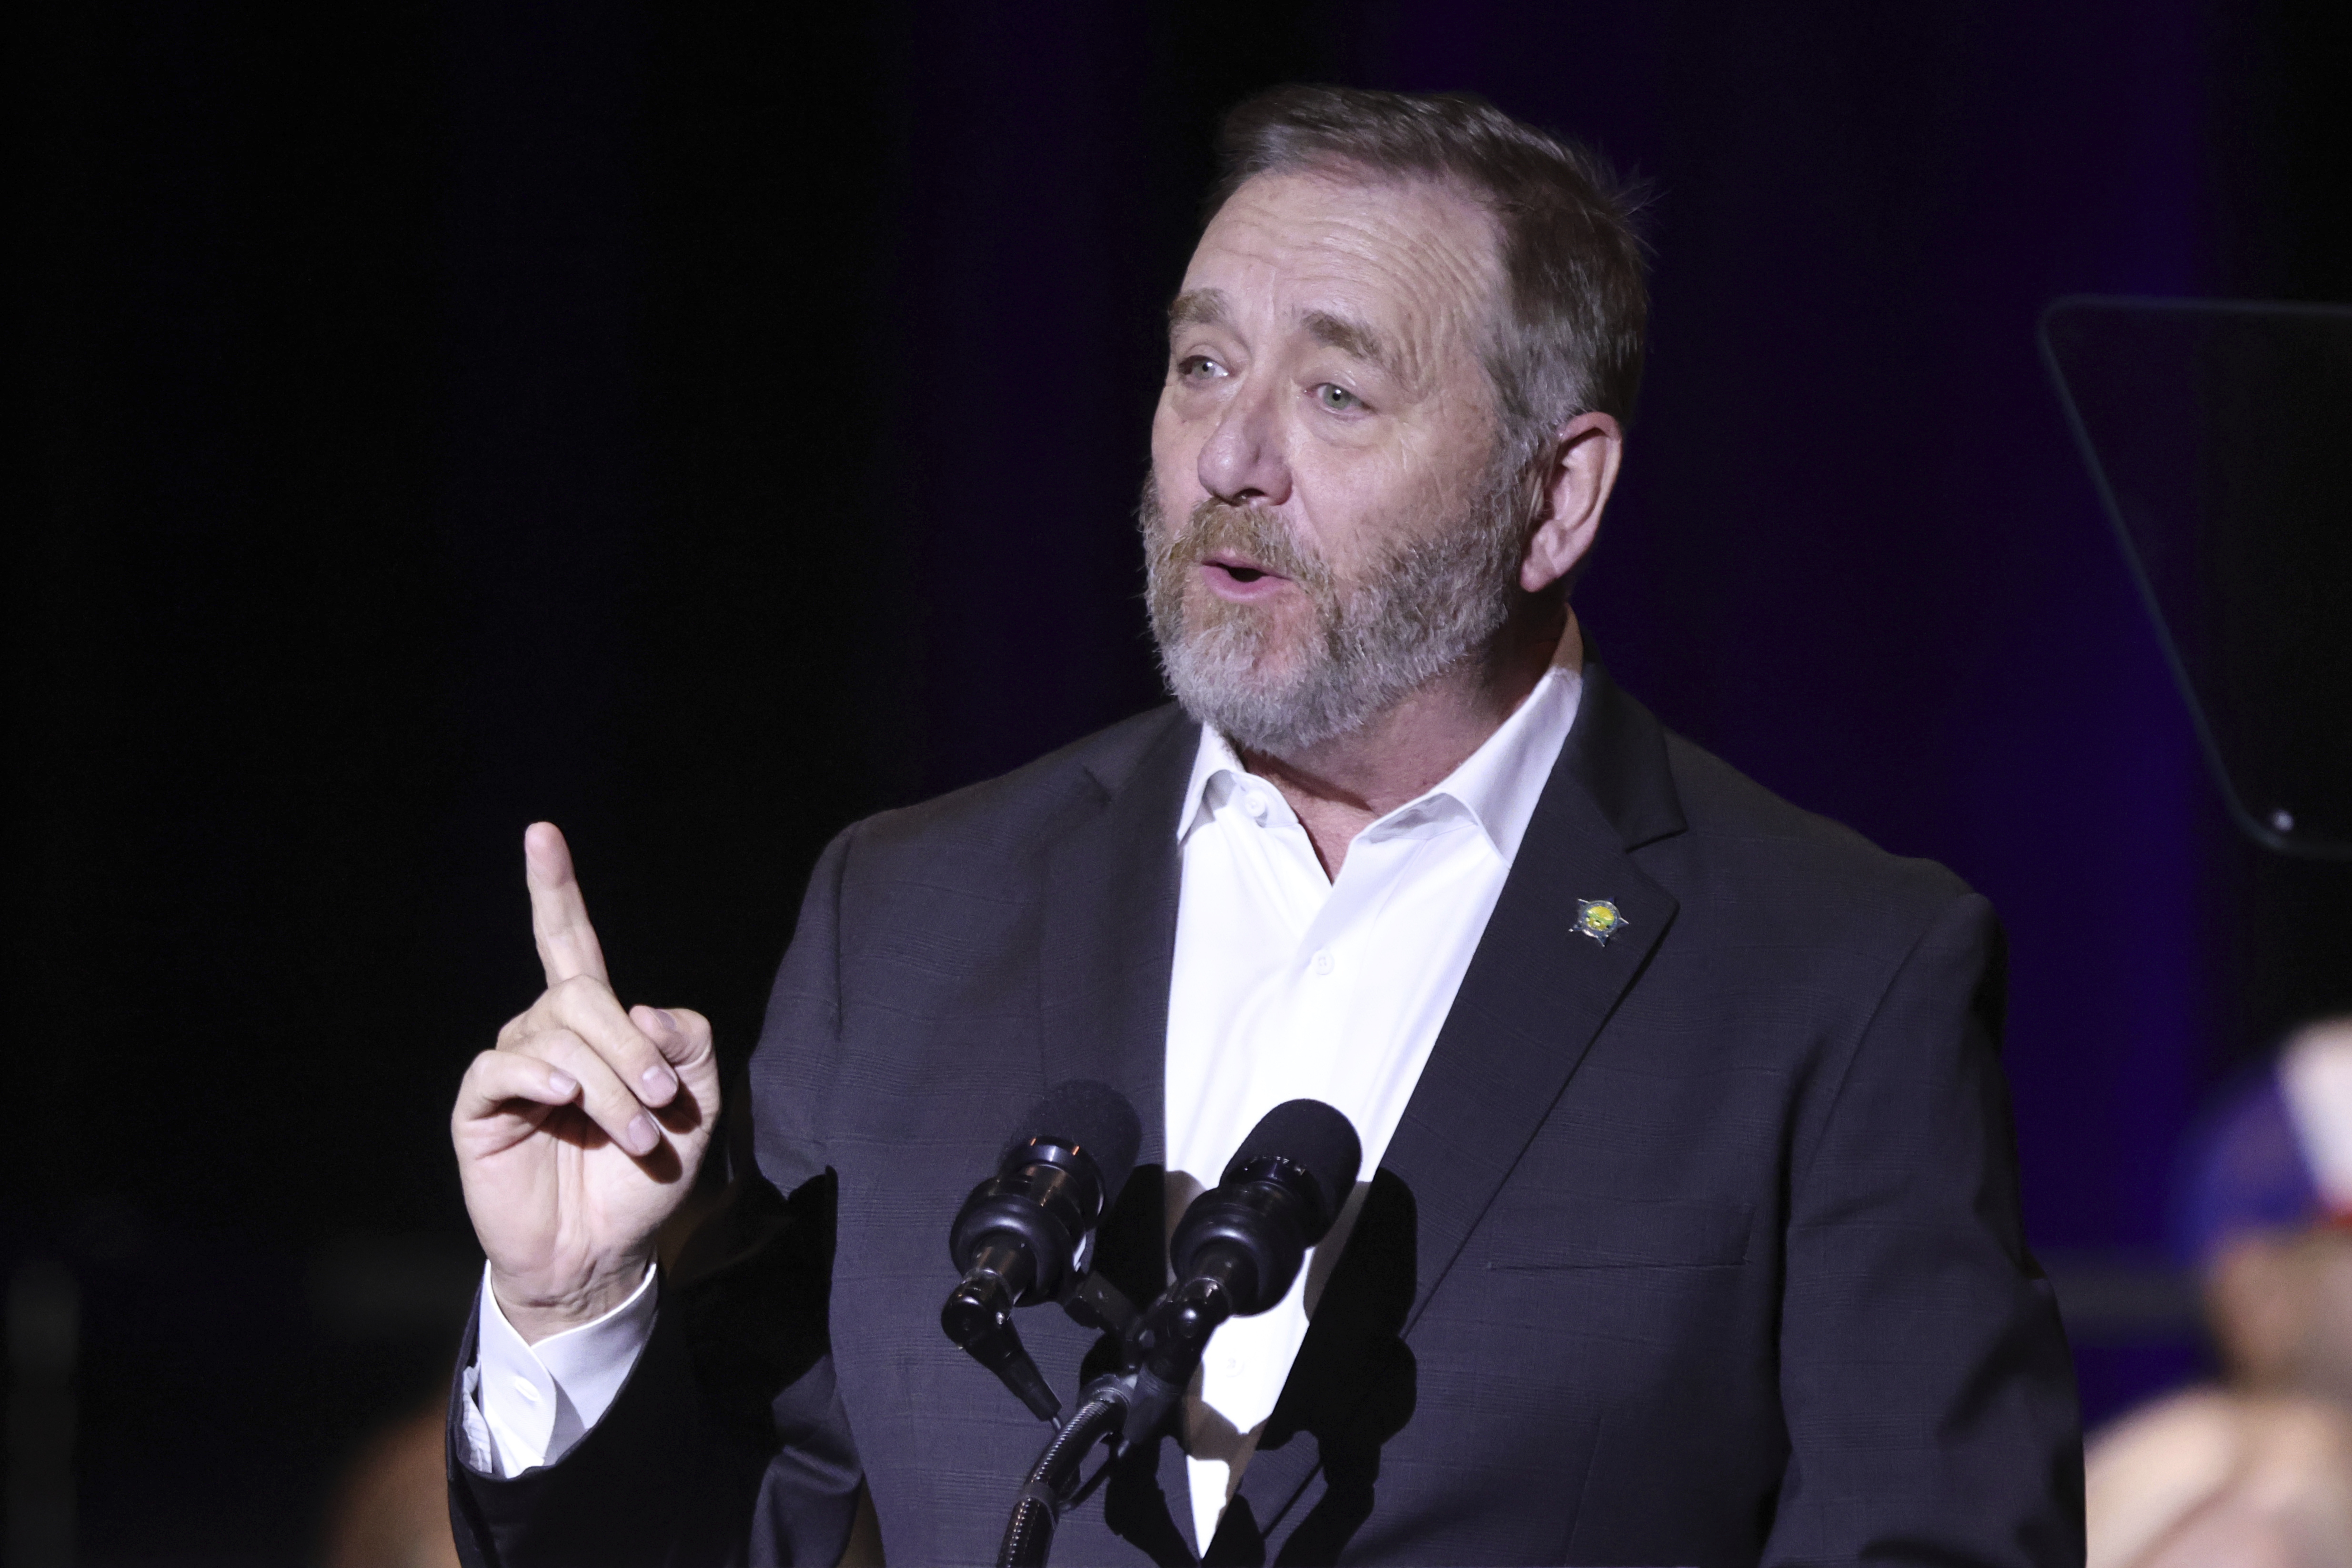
<box><xmin>994</xmin><ymin>1268</ymin><xmax>1240</xmax><ymax>1568</ymax></box>
<box><xmin>995</xmin><ymin>1384</ymin><xmax>1127</xmax><ymax>1568</ymax></box>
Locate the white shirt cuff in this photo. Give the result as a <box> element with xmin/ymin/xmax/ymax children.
<box><xmin>464</xmin><ymin>1261</ymin><xmax>659</xmax><ymax>1477</ymax></box>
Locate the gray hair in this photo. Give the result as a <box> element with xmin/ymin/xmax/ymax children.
<box><xmin>1208</xmin><ymin>85</ymin><xmax>1650</xmax><ymax>470</ymax></box>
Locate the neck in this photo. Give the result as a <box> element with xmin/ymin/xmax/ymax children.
<box><xmin>1242</xmin><ymin>601</ymin><xmax>1578</xmax><ymax>878</ymax></box>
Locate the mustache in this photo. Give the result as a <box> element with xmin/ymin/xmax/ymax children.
<box><xmin>1144</xmin><ymin>494</ymin><xmax>1336</xmax><ymax>596</ymax></box>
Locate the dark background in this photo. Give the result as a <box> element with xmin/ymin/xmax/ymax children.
<box><xmin>11</xmin><ymin>0</ymin><xmax>2352</xmax><ymax>1559</ymax></box>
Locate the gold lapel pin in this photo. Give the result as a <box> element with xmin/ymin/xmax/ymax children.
<box><xmin>1575</xmin><ymin>898</ymin><xmax>1626</xmax><ymax>947</ymax></box>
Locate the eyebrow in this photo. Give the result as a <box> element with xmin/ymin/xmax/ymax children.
<box><xmin>1301</xmin><ymin>309</ymin><xmax>1397</xmax><ymax>379</ymax></box>
<box><xmin>1166</xmin><ymin>289</ymin><xmax>1231</xmax><ymax>332</ymax></box>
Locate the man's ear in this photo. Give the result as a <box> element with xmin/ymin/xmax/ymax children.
<box><xmin>1520</xmin><ymin>410</ymin><xmax>1625</xmax><ymax>595</ymax></box>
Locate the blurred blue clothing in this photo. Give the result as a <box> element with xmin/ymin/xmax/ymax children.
<box><xmin>2173</xmin><ymin>1066</ymin><xmax>2323</xmax><ymax>1269</ymax></box>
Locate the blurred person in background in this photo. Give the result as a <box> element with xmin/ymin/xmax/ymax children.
<box><xmin>322</xmin><ymin>1389</ymin><xmax>463</xmax><ymax>1568</ymax></box>
<box><xmin>2088</xmin><ymin>1016</ymin><xmax>2352</xmax><ymax>1568</ymax></box>
<box><xmin>317</xmin><ymin>1191</ymin><xmax>743</xmax><ymax>1568</ymax></box>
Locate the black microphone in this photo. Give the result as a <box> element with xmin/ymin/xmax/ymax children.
<box><xmin>942</xmin><ymin>1080</ymin><xmax>1143</xmax><ymax>1421</ymax></box>
<box><xmin>988</xmin><ymin>1100</ymin><xmax>1364</xmax><ymax>1568</ymax></box>
<box><xmin>1133</xmin><ymin>1099</ymin><xmax>1362</xmax><ymax>1399</ymax></box>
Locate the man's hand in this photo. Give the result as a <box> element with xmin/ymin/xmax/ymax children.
<box><xmin>453</xmin><ymin>823</ymin><xmax>720</xmax><ymax>1343</ymax></box>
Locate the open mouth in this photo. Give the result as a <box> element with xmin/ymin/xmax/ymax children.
<box><xmin>1205</xmin><ymin>552</ymin><xmax>1288</xmax><ymax>587</ymax></box>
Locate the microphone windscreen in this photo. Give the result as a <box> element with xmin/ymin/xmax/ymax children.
<box><xmin>1005</xmin><ymin>1080</ymin><xmax>1143</xmax><ymax>1202</ymax></box>
<box><xmin>1226</xmin><ymin>1099</ymin><xmax>1362</xmax><ymax>1228</ymax></box>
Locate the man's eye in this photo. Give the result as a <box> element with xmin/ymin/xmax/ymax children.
<box><xmin>1315</xmin><ymin>383</ymin><xmax>1361</xmax><ymax>411</ymax></box>
<box><xmin>1177</xmin><ymin>355</ymin><xmax>1226</xmax><ymax>380</ymax></box>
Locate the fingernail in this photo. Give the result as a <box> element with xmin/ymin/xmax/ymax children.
<box><xmin>547</xmin><ymin>1069</ymin><xmax>578</xmax><ymax>1099</ymax></box>
<box><xmin>626</xmin><ymin>1113</ymin><xmax>660</xmax><ymax>1154</ymax></box>
<box><xmin>651</xmin><ymin>1008</ymin><xmax>679</xmax><ymax>1033</ymax></box>
<box><xmin>642</xmin><ymin>1064</ymin><xmax>678</xmax><ymax>1099</ymax></box>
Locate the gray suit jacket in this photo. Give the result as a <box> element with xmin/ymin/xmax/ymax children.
<box><xmin>450</xmin><ymin>663</ymin><xmax>2083</xmax><ymax>1566</ymax></box>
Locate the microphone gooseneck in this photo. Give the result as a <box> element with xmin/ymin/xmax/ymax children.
<box><xmin>942</xmin><ymin>1081</ymin><xmax>1143</xmax><ymax>1422</ymax></box>
<box><xmin>995</xmin><ymin>1391</ymin><xmax>1126</xmax><ymax>1568</ymax></box>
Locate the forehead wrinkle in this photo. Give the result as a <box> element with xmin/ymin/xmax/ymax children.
<box><xmin>1181</xmin><ymin>176</ymin><xmax>1502</xmax><ymax>404</ymax></box>
<box><xmin>1285</xmin><ymin>205</ymin><xmax>1494</xmax><ymax>401</ymax></box>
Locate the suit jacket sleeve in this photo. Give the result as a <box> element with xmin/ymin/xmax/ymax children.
<box><xmin>446</xmin><ymin>829</ymin><xmax>865</xmax><ymax>1568</ymax></box>
<box><xmin>1766</xmin><ymin>891</ymin><xmax>2084</xmax><ymax>1565</ymax></box>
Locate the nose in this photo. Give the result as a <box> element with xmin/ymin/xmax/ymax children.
<box><xmin>1195</xmin><ymin>376</ymin><xmax>1291</xmax><ymax>507</ymax></box>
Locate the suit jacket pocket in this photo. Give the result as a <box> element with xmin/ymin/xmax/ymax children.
<box><xmin>1481</xmin><ymin>1191</ymin><xmax>1753</xmax><ymax>1270</ymax></box>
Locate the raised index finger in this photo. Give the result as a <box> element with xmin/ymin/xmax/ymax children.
<box><xmin>523</xmin><ymin>821</ymin><xmax>610</xmax><ymax>988</ymax></box>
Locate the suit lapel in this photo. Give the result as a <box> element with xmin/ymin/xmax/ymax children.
<box><xmin>1380</xmin><ymin>662</ymin><xmax>1684</xmax><ymax>1335</ymax></box>
<box><xmin>1038</xmin><ymin>707</ymin><xmax>1197</xmax><ymax>1173</ymax></box>
<box><xmin>1036</xmin><ymin>708</ymin><xmax>1201</xmax><ymax>1555</ymax></box>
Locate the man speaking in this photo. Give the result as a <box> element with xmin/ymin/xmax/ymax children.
<box><xmin>446</xmin><ymin>87</ymin><xmax>2081</xmax><ymax>1565</ymax></box>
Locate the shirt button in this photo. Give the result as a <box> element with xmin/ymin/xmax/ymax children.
<box><xmin>1242</xmin><ymin>793</ymin><xmax>1268</xmax><ymax>820</ymax></box>
<box><xmin>509</xmin><ymin>1375</ymin><xmax>542</xmax><ymax>1405</ymax></box>
<box><xmin>1312</xmin><ymin>949</ymin><xmax>1334</xmax><ymax>976</ymax></box>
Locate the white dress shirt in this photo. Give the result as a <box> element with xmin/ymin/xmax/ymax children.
<box><xmin>1164</xmin><ymin>646</ymin><xmax>1581</xmax><ymax>1547</ymax></box>
<box><xmin>466</xmin><ymin>638</ymin><xmax>1583</xmax><ymax>1534</ymax></box>
<box><xmin>460</xmin><ymin>1260</ymin><xmax>657</xmax><ymax>1477</ymax></box>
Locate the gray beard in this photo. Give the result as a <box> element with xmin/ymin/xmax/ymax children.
<box><xmin>1138</xmin><ymin>460</ymin><xmax>1529</xmax><ymax>756</ymax></box>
